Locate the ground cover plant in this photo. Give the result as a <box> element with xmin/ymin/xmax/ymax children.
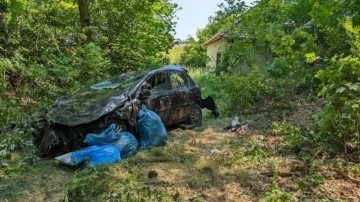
<box><xmin>1</xmin><ymin>100</ymin><xmax>359</xmax><ymax>201</ymax></box>
<box><xmin>1</xmin><ymin>0</ymin><xmax>360</xmax><ymax>201</ymax></box>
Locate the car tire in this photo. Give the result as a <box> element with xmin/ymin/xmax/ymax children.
<box><xmin>188</xmin><ymin>104</ymin><xmax>202</xmax><ymax>126</ymax></box>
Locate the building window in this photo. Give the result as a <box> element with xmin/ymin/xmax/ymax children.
<box><xmin>216</xmin><ymin>52</ymin><xmax>221</xmax><ymax>66</ymax></box>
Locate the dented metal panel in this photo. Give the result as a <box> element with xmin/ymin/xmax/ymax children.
<box><xmin>33</xmin><ymin>65</ymin><xmax>219</xmax><ymax>157</ymax></box>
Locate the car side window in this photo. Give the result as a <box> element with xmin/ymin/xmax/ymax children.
<box><xmin>169</xmin><ymin>71</ymin><xmax>190</xmax><ymax>89</ymax></box>
<box><xmin>145</xmin><ymin>71</ymin><xmax>169</xmax><ymax>92</ymax></box>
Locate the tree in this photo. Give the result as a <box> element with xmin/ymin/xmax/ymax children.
<box><xmin>0</xmin><ymin>0</ymin><xmax>179</xmax><ymax>101</ymax></box>
<box><xmin>179</xmin><ymin>37</ymin><xmax>209</xmax><ymax>68</ymax></box>
<box><xmin>199</xmin><ymin>0</ymin><xmax>249</xmax><ymax>43</ymax></box>
<box><xmin>78</xmin><ymin>0</ymin><xmax>91</xmax><ymax>42</ymax></box>
<box><xmin>0</xmin><ymin>0</ymin><xmax>179</xmax><ymax>127</ymax></box>
<box><xmin>315</xmin><ymin>18</ymin><xmax>360</xmax><ymax>149</ymax></box>
<box><xmin>89</xmin><ymin>0</ymin><xmax>178</xmax><ymax>72</ymax></box>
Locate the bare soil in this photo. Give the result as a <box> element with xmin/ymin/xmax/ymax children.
<box><xmin>1</xmin><ymin>101</ymin><xmax>360</xmax><ymax>201</ymax></box>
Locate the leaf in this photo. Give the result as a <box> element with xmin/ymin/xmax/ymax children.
<box><xmin>305</xmin><ymin>52</ymin><xmax>318</xmax><ymax>63</ymax></box>
<box><xmin>352</xmin><ymin>104</ymin><xmax>359</xmax><ymax>109</ymax></box>
<box><xmin>336</xmin><ymin>87</ymin><xmax>346</xmax><ymax>93</ymax></box>
<box><xmin>9</xmin><ymin>0</ymin><xmax>24</xmax><ymax>14</ymax></box>
<box><xmin>10</xmin><ymin>99</ymin><xmax>17</xmax><ymax>105</ymax></box>
<box><xmin>345</xmin><ymin>83</ymin><xmax>359</xmax><ymax>91</ymax></box>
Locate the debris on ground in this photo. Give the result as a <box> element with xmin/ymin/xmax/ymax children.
<box><xmin>211</xmin><ymin>148</ymin><xmax>220</xmax><ymax>153</ymax></box>
<box><xmin>83</xmin><ymin>124</ymin><xmax>138</xmax><ymax>158</ymax></box>
<box><xmin>223</xmin><ymin>116</ymin><xmax>252</xmax><ymax>134</ymax></box>
<box><xmin>55</xmin><ymin>145</ymin><xmax>121</xmax><ymax>166</ymax></box>
<box><xmin>148</xmin><ymin>170</ymin><xmax>158</xmax><ymax>179</ymax></box>
<box><xmin>55</xmin><ymin>106</ymin><xmax>167</xmax><ymax>168</ymax></box>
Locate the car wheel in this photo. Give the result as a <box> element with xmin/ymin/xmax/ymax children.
<box><xmin>188</xmin><ymin>104</ymin><xmax>202</xmax><ymax>126</ymax></box>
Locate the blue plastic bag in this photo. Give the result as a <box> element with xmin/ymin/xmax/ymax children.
<box><xmin>137</xmin><ymin>105</ymin><xmax>168</xmax><ymax>149</ymax></box>
<box><xmin>84</xmin><ymin>124</ymin><xmax>122</xmax><ymax>144</ymax></box>
<box><xmin>69</xmin><ymin>145</ymin><xmax>121</xmax><ymax>167</ymax></box>
<box><xmin>111</xmin><ymin>133</ymin><xmax>138</xmax><ymax>158</ymax></box>
<box><xmin>84</xmin><ymin>124</ymin><xmax>138</xmax><ymax>158</ymax></box>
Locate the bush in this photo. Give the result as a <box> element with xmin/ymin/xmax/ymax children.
<box><xmin>192</xmin><ymin>62</ymin><xmax>316</xmax><ymax>116</ymax></box>
<box><xmin>179</xmin><ymin>38</ymin><xmax>209</xmax><ymax>68</ymax></box>
<box><xmin>222</xmin><ymin>68</ymin><xmax>267</xmax><ymax>114</ymax></box>
<box><xmin>315</xmin><ymin>19</ymin><xmax>360</xmax><ymax>150</ymax></box>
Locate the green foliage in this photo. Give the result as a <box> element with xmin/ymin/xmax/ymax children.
<box><xmin>65</xmin><ymin>167</ymin><xmax>111</xmax><ymax>201</ymax></box>
<box><xmin>267</xmin><ymin>57</ymin><xmax>292</xmax><ymax>78</ymax></box>
<box><xmin>272</xmin><ymin>122</ymin><xmax>319</xmax><ymax>154</ymax></box>
<box><xmin>192</xmin><ymin>63</ymin><xmax>316</xmax><ymax>117</ymax></box>
<box><xmin>0</xmin><ymin>0</ymin><xmax>179</xmax><ymax>133</ymax></box>
<box><xmin>91</xmin><ymin>0</ymin><xmax>178</xmax><ymax>72</ymax></box>
<box><xmin>261</xmin><ymin>180</ymin><xmax>296</xmax><ymax>202</ymax></box>
<box><xmin>0</xmin><ymin>119</ymin><xmax>40</xmax><ymax>181</ymax></box>
<box><xmin>200</xmin><ymin>0</ymin><xmax>249</xmax><ymax>42</ymax></box>
<box><xmin>216</xmin><ymin>39</ymin><xmax>254</xmax><ymax>74</ymax></box>
<box><xmin>178</xmin><ymin>0</ymin><xmax>250</xmax><ymax>70</ymax></box>
<box><xmin>65</xmin><ymin>167</ymin><xmax>176</xmax><ymax>201</ymax></box>
<box><xmin>247</xmin><ymin>140</ymin><xmax>269</xmax><ymax>164</ymax></box>
<box><xmin>168</xmin><ymin>45</ymin><xmax>184</xmax><ymax>64</ymax></box>
<box><xmin>179</xmin><ymin>37</ymin><xmax>209</xmax><ymax>68</ymax></box>
<box><xmin>221</xmin><ymin>68</ymin><xmax>267</xmax><ymax>113</ymax></box>
<box><xmin>222</xmin><ymin>67</ymin><xmax>314</xmax><ymax>114</ymax></box>
<box><xmin>298</xmin><ymin>173</ymin><xmax>324</xmax><ymax>190</ymax></box>
<box><xmin>315</xmin><ymin>18</ymin><xmax>360</xmax><ymax>149</ymax></box>
<box><xmin>260</xmin><ymin>159</ymin><xmax>297</xmax><ymax>201</ymax></box>
<box><xmin>0</xmin><ymin>129</ymin><xmax>33</xmax><ymax>156</ymax></box>
<box><xmin>227</xmin><ymin>136</ymin><xmax>272</xmax><ymax>166</ymax></box>
<box><xmin>190</xmin><ymin>69</ymin><xmax>223</xmax><ymax>98</ymax></box>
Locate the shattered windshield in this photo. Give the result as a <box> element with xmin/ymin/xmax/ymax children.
<box><xmin>91</xmin><ymin>70</ymin><xmax>147</xmax><ymax>90</ymax></box>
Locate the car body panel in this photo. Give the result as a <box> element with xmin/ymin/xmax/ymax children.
<box><xmin>33</xmin><ymin>65</ymin><xmax>219</xmax><ymax>157</ymax></box>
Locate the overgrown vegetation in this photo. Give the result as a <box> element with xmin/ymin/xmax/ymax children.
<box><xmin>0</xmin><ymin>0</ymin><xmax>178</xmax><ymax>128</ymax></box>
<box><xmin>182</xmin><ymin>0</ymin><xmax>359</xmax><ymax>151</ymax></box>
<box><xmin>1</xmin><ymin>0</ymin><xmax>360</xmax><ymax>201</ymax></box>
<box><xmin>314</xmin><ymin>18</ymin><xmax>360</xmax><ymax>150</ymax></box>
<box><xmin>2</xmin><ymin>116</ymin><xmax>359</xmax><ymax>201</ymax></box>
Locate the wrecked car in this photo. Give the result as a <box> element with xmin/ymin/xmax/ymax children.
<box><xmin>33</xmin><ymin>65</ymin><xmax>219</xmax><ymax>157</ymax></box>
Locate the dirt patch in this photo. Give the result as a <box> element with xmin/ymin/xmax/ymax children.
<box><xmin>316</xmin><ymin>179</ymin><xmax>360</xmax><ymax>201</ymax></box>
<box><xmin>2</xmin><ymin>99</ymin><xmax>359</xmax><ymax>201</ymax></box>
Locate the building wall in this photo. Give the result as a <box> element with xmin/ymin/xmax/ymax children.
<box><xmin>206</xmin><ymin>39</ymin><xmax>273</xmax><ymax>73</ymax></box>
<box><xmin>206</xmin><ymin>39</ymin><xmax>227</xmax><ymax>68</ymax></box>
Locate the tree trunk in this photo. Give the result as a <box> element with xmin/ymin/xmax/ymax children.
<box><xmin>77</xmin><ymin>0</ymin><xmax>91</xmax><ymax>43</ymax></box>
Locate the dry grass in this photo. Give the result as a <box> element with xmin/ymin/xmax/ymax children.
<box><xmin>168</xmin><ymin>45</ymin><xmax>185</xmax><ymax>64</ymax></box>
<box><xmin>1</xmin><ymin>104</ymin><xmax>360</xmax><ymax>201</ymax></box>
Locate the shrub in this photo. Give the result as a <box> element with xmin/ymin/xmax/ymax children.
<box><xmin>315</xmin><ymin>18</ymin><xmax>360</xmax><ymax>150</ymax></box>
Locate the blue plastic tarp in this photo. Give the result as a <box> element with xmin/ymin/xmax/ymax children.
<box><xmin>55</xmin><ymin>145</ymin><xmax>121</xmax><ymax>167</ymax></box>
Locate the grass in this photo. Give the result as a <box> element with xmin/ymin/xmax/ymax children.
<box><xmin>1</xmin><ymin>104</ymin><xmax>360</xmax><ymax>201</ymax></box>
<box><xmin>1</xmin><ymin>69</ymin><xmax>359</xmax><ymax>201</ymax></box>
<box><xmin>168</xmin><ymin>45</ymin><xmax>185</xmax><ymax>64</ymax></box>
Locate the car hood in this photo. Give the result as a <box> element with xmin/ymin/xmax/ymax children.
<box><xmin>46</xmin><ymin>70</ymin><xmax>148</xmax><ymax>126</ymax></box>
<box><xmin>46</xmin><ymin>88</ymin><xmax>128</xmax><ymax>126</ymax></box>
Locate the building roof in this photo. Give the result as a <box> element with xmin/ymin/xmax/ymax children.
<box><xmin>202</xmin><ymin>18</ymin><xmax>244</xmax><ymax>46</ymax></box>
<box><xmin>202</xmin><ymin>32</ymin><xmax>225</xmax><ymax>46</ymax></box>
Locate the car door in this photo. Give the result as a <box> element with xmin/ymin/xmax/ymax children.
<box><xmin>167</xmin><ymin>70</ymin><xmax>195</xmax><ymax>123</ymax></box>
<box><xmin>139</xmin><ymin>71</ymin><xmax>172</xmax><ymax>125</ymax></box>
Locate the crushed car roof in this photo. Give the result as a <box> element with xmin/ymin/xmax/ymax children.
<box><xmin>46</xmin><ymin>65</ymin><xmax>187</xmax><ymax>126</ymax></box>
